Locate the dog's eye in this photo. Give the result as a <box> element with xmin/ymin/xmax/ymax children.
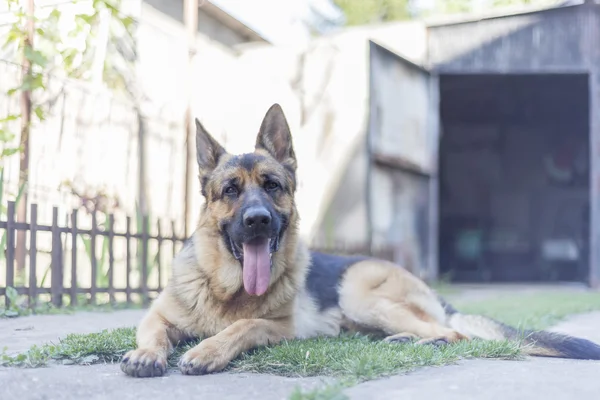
<box><xmin>264</xmin><ymin>181</ymin><xmax>279</xmax><ymax>192</ymax></box>
<box><xmin>224</xmin><ymin>186</ymin><xmax>238</xmax><ymax>196</ymax></box>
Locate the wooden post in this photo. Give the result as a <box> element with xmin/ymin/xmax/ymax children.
<box><xmin>29</xmin><ymin>203</ymin><xmax>38</xmax><ymax>308</ymax></box>
<box><xmin>141</xmin><ymin>214</ymin><xmax>149</xmax><ymax>305</ymax></box>
<box><xmin>183</xmin><ymin>0</ymin><xmax>198</xmax><ymax>238</ymax></box>
<box><xmin>586</xmin><ymin>1</ymin><xmax>600</xmax><ymax>288</ymax></box>
<box><xmin>5</xmin><ymin>201</ymin><xmax>16</xmax><ymax>309</ymax></box>
<box><xmin>90</xmin><ymin>210</ymin><xmax>98</xmax><ymax>305</ymax></box>
<box><xmin>70</xmin><ymin>209</ymin><xmax>78</xmax><ymax>306</ymax></box>
<box><xmin>50</xmin><ymin>206</ymin><xmax>63</xmax><ymax>307</ymax></box>
<box><xmin>15</xmin><ymin>0</ymin><xmax>35</xmax><ymax>275</ymax></box>
<box><xmin>125</xmin><ymin>216</ymin><xmax>132</xmax><ymax>304</ymax></box>
<box><xmin>108</xmin><ymin>214</ymin><xmax>115</xmax><ymax>305</ymax></box>
<box><xmin>156</xmin><ymin>219</ymin><xmax>163</xmax><ymax>291</ymax></box>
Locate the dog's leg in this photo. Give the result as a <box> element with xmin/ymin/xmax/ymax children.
<box><xmin>178</xmin><ymin>318</ymin><xmax>292</xmax><ymax>375</ymax></box>
<box><xmin>120</xmin><ymin>305</ymin><xmax>184</xmax><ymax>378</ymax></box>
<box><xmin>353</xmin><ymin>301</ymin><xmax>466</xmax><ymax>345</ymax></box>
<box><xmin>339</xmin><ymin>260</ymin><xmax>468</xmax><ymax>346</ymax></box>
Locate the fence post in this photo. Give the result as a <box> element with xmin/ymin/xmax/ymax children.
<box><xmin>5</xmin><ymin>201</ymin><xmax>16</xmax><ymax>309</ymax></box>
<box><xmin>171</xmin><ymin>220</ymin><xmax>177</xmax><ymax>260</ymax></box>
<box><xmin>28</xmin><ymin>203</ymin><xmax>38</xmax><ymax>309</ymax></box>
<box><xmin>70</xmin><ymin>209</ymin><xmax>78</xmax><ymax>306</ymax></box>
<box><xmin>125</xmin><ymin>216</ymin><xmax>131</xmax><ymax>304</ymax></box>
<box><xmin>156</xmin><ymin>219</ymin><xmax>163</xmax><ymax>291</ymax></box>
<box><xmin>108</xmin><ymin>214</ymin><xmax>115</xmax><ymax>305</ymax></box>
<box><xmin>141</xmin><ymin>214</ymin><xmax>149</xmax><ymax>305</ymax></box>
<box><xmin>50</xmin><ymin>206</ymin><xmax>63</xmax><ymax>307</ymax></box>
<box><xmin>90</xmin><ymin>209</ymin><xmax>97</xmax><ymax>305</ymax></box>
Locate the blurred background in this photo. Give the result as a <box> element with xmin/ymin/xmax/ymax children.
<box><xmin>1</xmin><ymin>0</ymin><xmax>598</xmax><ymax>310</ymax></box>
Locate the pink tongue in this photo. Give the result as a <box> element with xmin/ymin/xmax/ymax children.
<box><xmin>242</xmin><ymin>239</ymin><xmax>271</xmax><ymax>296</ymax></box>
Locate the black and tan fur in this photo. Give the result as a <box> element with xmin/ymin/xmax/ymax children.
<box><xmin>121</xmin><ymin>104</ymin><xmax>600</xmax><ymax>378</ymax></box>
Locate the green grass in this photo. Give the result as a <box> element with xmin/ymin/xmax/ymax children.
<box><xmin>0</xmin><ymin>329</ymin><xmax>521</xmax><ymax>374</ymax></box>
<box><xmin>455</xmin><ymin>292</ymin><xmax>600</xmax><ymax>330</ymax></box>
<box><xmin>228</xmin><ymin>334</ymin><xmax>520</xmax><ymax>379</ymax></box>
<box><xmin>1</xmin><ymin>327</ymin><xmax>137</xmax><ymax>368</ymax></box>
<box><xmin>3</xmin><ymin>290</ymin><xmax>600</xmax><ymax>399</ymax></box>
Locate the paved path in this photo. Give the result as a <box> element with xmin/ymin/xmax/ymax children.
<box><xmin>1</xmin><ymin>310</ymin><xmax>144</xmax><ymax>355</ymax></box>
<box><xmin>346</xmin><ymin>357</ymin><xmax>599</xmax><ymax>400</ymax></box>
<box><xmin>1</xmin><ymin>289</ymin><xmax>600</xmax><ymax>400</ymax></box>
<box><xmin>1</xmin><ymin>367</ymin><xmax>331</xmax><ymax>400</ymax></box>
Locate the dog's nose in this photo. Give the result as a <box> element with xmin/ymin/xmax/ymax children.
<box><xmin>243</xmin><ymin>206</ymin><xmax>271</xmax><ymax>229</ymax></box>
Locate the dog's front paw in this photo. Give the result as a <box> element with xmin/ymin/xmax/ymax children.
<box><xmin>120</xmin><ymin>348</ymin><xmax>167</xmax><ymax>378</ymax></box>
<box><xmin>178</xmin><ymin>338</ymin><xmax>231</xmax><ymax>375</ymax></box>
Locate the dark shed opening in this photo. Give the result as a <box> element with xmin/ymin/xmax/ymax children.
<box><xmin>438</xmin><ymin>73</ymin><xmax>590</xmax><ymax>283</ymax></box>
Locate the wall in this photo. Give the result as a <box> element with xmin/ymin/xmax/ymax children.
<box><xmin>428</xmin><ymin>5</ymin><xmax>586</xmax><ymax>72</ymax></box>
<box><xmin>363</xmin><ymin>40</ymin><xmax>437</xmax><ymax>278</ymax></box>
<box><xmin>1</xmin><ymin>2</ymin><xmax>428</xmax><ymax>246</ymax></box>
<box><xmin>220</xmin><ymin>20</ymin><xmax>428</xmax><ymax>243</ymax></box>
<box><xmin>0</xmin><ymin>0</ymin><xmax>253</xmax><ymax>291</ymax></box>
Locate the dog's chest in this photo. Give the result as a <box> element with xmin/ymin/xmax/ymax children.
<box><xmin>293</xmin><ymin>288</ymin><xmax>342</xmax><ymax>339</ymax></box>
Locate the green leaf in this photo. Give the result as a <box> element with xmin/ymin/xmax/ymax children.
<box><xmin>30</xmin><ymin>73</ymin><xmax>46</xmax><ymax>91</ymax></box>
<box><xmin>6</xmin><ymin>286</ymin><xmax>18</xmax><ymax>303</ymax></box>
<box><xmin>24</xmin><ymin>47</ymin><xmax>48</xmax><ymax>68</ymax></box>
<box><xmin>39</xmin><ymin>264</ymin><xmax>51</xmax><ymax>288</ymax></box>
<box><xmin>2</xmin><ymin>28</ymin><xmax>24</xmax><ymax>50</ymax></box>
<box><xmin>35</xmin><ymin>28</ymin><xmax>45</xmax><ymax>36</ymax></box>
<box><xmin>1</xmin><ymin>148</ymin><xmax>20</xmax><ymax>158</ymax></box>
<box><xmin>33</xmin><ymin>106</ymin><xmax>45</xmax><ymax>121</ymax></box>
<box><xmin>77</xmin><ymin>13</ymin><xmax>97</xmax><ymax>25</ymax></box>
<box><xmin>0</xmin><ymin>130</ymin><xmax>16</xmax><ymax>142</ymax></box>
<box><xmin>0</xmin><ymin>231</ymin><xmax>5</xmax><ymax>264</ymax></box>
<box><xmin>62</xmin><ymin>49</ymin><xmax>78</xmax><ymax>69</ymax></box>
<box><xmin>49</xmin><ymin>9</ymin><xmax>61</xmax><ymax>20</ymax></box>
<box><xmin>0</xmin><ymin>114</ymin><xmax>19</xmax><ymax>123</ymax></box>
<box><xmin>7</xmin><ymin>87</ymin><xmax>19</xmax><ymax>96</ymax></box>
<box><xmin>121</xmin><ymin>16</ymin><xmax>135</xmax><ymax>30</ymax></box>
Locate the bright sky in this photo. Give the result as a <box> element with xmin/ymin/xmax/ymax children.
<box><xmin>209</xmin><ymin>0</ymin><xmax>343</xmax><ymax>44</ymax></box>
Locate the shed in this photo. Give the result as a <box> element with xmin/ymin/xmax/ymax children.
<box><xmin>368</xmin><ymin>0</ymin><xmax>600</xmax><ymax>286</ymax></box>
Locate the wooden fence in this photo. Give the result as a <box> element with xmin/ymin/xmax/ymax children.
<box><xmin>1</xmin><ymin>200</ymin><xmax>396</xmax><ymax>311</ymax></box>
<box><xmin>1</xmin><ymin>201</ymin><xmax>187</xmax><ymax>309</ymax></box>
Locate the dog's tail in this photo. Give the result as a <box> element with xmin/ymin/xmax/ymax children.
<box><xmin>439</xmin><ymin>296</ymin><xmax>600</xmax><ymax>360</ymax></box>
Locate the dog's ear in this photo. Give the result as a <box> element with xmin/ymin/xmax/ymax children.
<box><xmin>255</xmin><ymin>104</ymin><xmax>296</xmax><ymax>172</ymax></box>
<box><xmin>196</xmin><ymin>118</ymin><xmax>226</xmax><ymax>178</ymax></box>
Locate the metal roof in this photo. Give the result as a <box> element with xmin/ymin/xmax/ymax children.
<box><xmin>203</xmin><ymin>1</ymin><xmax>270</xmax><ymax>43</ymax></box>
<box><xmin>424</xmin><ymin>0</ymin><xmax>588</xmax><ymax>28</ymax></box>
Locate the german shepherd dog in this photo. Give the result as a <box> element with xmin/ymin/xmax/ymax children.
<box><xmin>121</xmin><ymin>104</ymin><xmax>600</xmax><ymax>378</ymax></box>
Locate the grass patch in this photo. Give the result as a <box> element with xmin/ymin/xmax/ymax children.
<box><xmin>229</xmin><ymin>333</ymin><xmax>520</xmax><ymax>379</ymax></box>
<box><xmin>3</xmin><ymin>290</ymin><xmax>600</xmax><ymax>400</ymax></box>
<box><xmin>455</xmin><ymin>291</ymin><xmax>600</xmax><ymax>330</ymax></box>
<box><xmin>1</xmin><ymin>327</ymin><xmax>137</xmax><ymax>368</ymax></box>
<box><xmin>1</xmin><ymin>329</ymin><xmax>521</xmax><ymax>377</ymax></box>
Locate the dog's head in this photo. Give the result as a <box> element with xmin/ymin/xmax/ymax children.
<box><xmin>195</xmin><ymin>103</ymin><xmax>298</xmax><ymax>297</ymax></box>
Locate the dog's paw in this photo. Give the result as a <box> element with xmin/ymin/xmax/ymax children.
<box><xmin>384</xmin><ymin>332</ymin><xmax>418</xmax><ymax>344</ymax></box>
<box><xmin>178</xmin><ymin>338</ymin><xmax>231</xmax><ymax>375</ymax></box>
<box><xmin>120</xmin><ymin>348</ymin><xmax>167</xmax><ymax>378</ymax></box>
<box><xmin>415</xmin><ymin>337</ymin><xmax>450</xmax><ymax>347</ymax></box>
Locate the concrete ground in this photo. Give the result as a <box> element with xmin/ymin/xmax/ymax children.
<box><xmin>1</xmin><ymin>285</ymin><xmax>600</xmax><ymax>399</ymax></box>
<box><xmin>1</xmin><ymin>309</ymin><xmax>145</xmax><ymax>356</ymax></box>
